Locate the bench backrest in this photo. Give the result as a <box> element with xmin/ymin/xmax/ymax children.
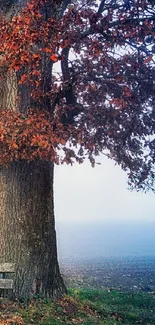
<box><xmin>0</xmin><ymin>263</ymin><xmax>15</xmax><ymax>290</ymax></box>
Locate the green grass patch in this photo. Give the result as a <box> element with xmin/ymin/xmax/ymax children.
<box><xmin>0</xmin><ymin>288</ymin><xmax>155</xmax><ymax>324</ymax></box>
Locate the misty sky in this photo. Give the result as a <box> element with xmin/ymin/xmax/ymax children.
<box><xmin>54</xmin><ymin>156</ymin><xmax>155</xmax><ymax>258</ymax></box>
<box><xmin>54</xmin><ymin>155</ymin><xmax>155</xmax><ymax>224</ymax></box>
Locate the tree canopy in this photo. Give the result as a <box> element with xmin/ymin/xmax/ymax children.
<box><xmin>0</xmin><ymin>0</ymin><xmax>155</xmax><ymax>191</ymax></box>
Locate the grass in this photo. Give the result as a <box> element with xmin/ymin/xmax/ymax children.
<box><xmin>0</xmin><ymin>288</ymin><xmax>155</xmax><ymax>324</ymax></box>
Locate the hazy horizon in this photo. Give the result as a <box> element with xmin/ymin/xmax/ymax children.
<box><xmin>54</xmin><ymin>155</ymin><xmax>155</xmax><ymax>261</ymax></box>
<box><xmin>55</xmin><ymin>156</ymin><xmax>155</xmax><ymax>224</ymax></box>
<box><xmin>56</xmin><ymin>220</ymin><xmax>155</xmax><ymax>260</ymax></box>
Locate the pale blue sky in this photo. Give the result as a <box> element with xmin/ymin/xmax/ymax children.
<box><xmin>54</xmin><ymin>156</ymin><xmax>155</xmax><ymax>224</ymax></box>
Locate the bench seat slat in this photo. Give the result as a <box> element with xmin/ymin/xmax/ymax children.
<box><xmin>0</xmin><ymin>279</ymin><xmax>13</xmax><ymax>289</ymax></box>
<box><xmin>0</xmin><ymin>263</ymin><xmax>15</xmax><ymax>273</ymax></box>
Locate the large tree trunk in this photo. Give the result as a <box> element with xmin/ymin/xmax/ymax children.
<box><xmin>0</xmin><ymin>160</ymin><xmax>66</xmax><ymax>299</ymax></box>
<box><xmin>0</xmin><ymin>0</ymin><xmax>67</xmax><ymax>299</ymax></box>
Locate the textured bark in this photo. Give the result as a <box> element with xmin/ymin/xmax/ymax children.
<box><xmin>0</xmin><ymin>70</ymin><xmax>18</xmax><ymax>111</ymax></box>
<box><xmin>0</xmin><ymin>0</ymin><xmax>67</xmax><ymax>299</ymax></box>
<box><xmin>0</xmin><ymin>161</ymin><xmax>66</xmax><ymax>299</ymax></box>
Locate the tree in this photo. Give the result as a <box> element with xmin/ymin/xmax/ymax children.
<box><xmin>0</xmin><ymin>0</ymin><xmax>155</xmax><ymax>299</ymax></box>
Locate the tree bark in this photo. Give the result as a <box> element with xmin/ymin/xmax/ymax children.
<box><xmin>0</xmin><ymin>160</ymin><xmax>66</xmax><ymax>299</ymax></box>
<box><xmin>0</xmin><ymin>0</ymin><xmax>67</xmax><ymax>299</ymax></box>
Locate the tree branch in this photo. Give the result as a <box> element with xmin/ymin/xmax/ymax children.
<box><xmin>61</xmin><ymin>47</ymin><xmax>77</xmax><ymax>105</ymax></box>
<box><xmin>98</xmin><ymin>0</ymin><xmax>105</xmax><ymax>14</ymax></box>
<box><xmin>52</xmin><ymin>46</ymin><xmax>83</xmax><ymax>124</ymax></box>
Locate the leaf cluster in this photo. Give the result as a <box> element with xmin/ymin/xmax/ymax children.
<box><xmin>0</xmin><ymin>0</ymin><xmax>155</xmax><ymax>190</ymax></box>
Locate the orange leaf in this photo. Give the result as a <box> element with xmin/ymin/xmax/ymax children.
<box><xmin>144</xmin><ymin>55</ymin><xmax>153</xmax><ymax>63</ymax></box>
<box><xmin>50</xmin><ymin>54</ymin><xmax>58</xmax><ymax>62</ymax></box>
<box><xmin>44</xmin><ymin>47</ymin><xmax>52</xmax><ymax>53</ymax></box>
<box><xmin>12</xmin><ymin>142</ymin><xmax>18</xmax><ymax>149</ymax></box>
<box><xmin>14</xmin><ymin>65</ymin><xmax>20</xmax><ymax>71</ymax></box>
<box><xmin>33</xmin><ymin>53</ymin><xmax>41</xmax><ymax>60</ymax></box>
<box><xmin>35</xmin><ymin>81</ymin><xmax>40</xmax><ymax>87</ymax></box>
<box><xmin>20</xmin><ymin>74</ymin><xmax>27</xmax><ymax>84</ymax></box>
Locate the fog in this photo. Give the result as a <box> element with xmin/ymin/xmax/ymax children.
<box><xmin>56</xmin><ymin>221</ymin><xmax>155</xmax><ymax>260</ymax></box>
<box><xmin>54</xmin><ymin>156</ymin><xmax>155</xmax><ymax>261</ymax></box>
<box><xmin>54</xmin><ymin>157</ymin><xmax>155</xmax><ymax>224</ymax></box>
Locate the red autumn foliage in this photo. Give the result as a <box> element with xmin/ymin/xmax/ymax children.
<box><xmin>0</xmin><ymin>0</ymin><xmax>155</xmax><ymax>190</ymax></box>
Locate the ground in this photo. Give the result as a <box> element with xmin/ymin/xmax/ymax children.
<box><xmin>0</xmin><ymin>288</ymin><xmax>155</xmax><ymax>324</ymax></box>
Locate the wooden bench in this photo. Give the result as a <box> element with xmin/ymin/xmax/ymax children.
<box><xmin>0</xmin><ymin>263</ymin><xmax>15</xmax><ymax>290</ymax></box>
